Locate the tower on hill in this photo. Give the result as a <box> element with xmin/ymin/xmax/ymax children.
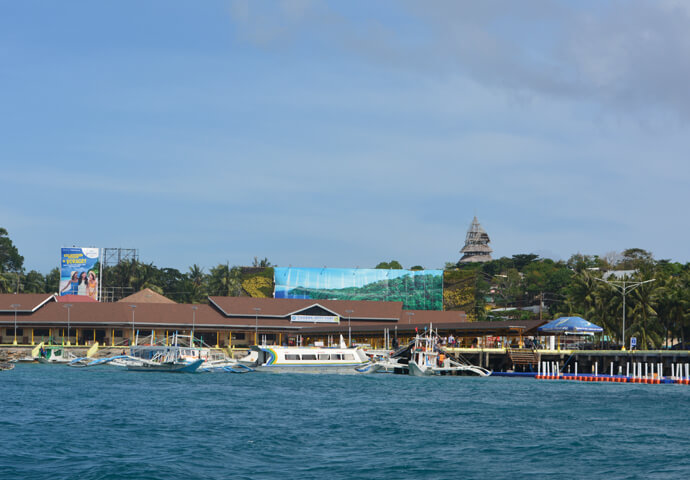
<box><xmin>459</xmin><ymin>216</ymin><xmax>493</xmax><ymax>263</ymax></box>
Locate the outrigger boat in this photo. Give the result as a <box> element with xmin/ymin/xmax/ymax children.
<box><xmin>69</xmin><ymin>333</ymin><xmax>245</xmax><ymax>373</ymax></box>
<box><xmin>239</xmin><ymin>336</ymin><xmax>369</xmax><ymax>374</ymax></box>
<box><xmin>35</xmin><ymin>343</ymin><xmax>80</xmax><ymax>364</ymax></box>
<box><xmin>356</xmin><ymin>326</ymin><xmax>491</xmax><ymax>377</ymax></box>
<box><xmin>122</xmin><ymin>346</ymin><xmax>204</xmax><ymax>373</ymax></box>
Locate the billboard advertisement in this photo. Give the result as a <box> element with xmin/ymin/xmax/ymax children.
<box><xmin>59</xmin><ymin>247</ymin><xmax>100</xmax><ymax>300</ymax></box>
<box><xmin>274</xmin><ymin>267</ymin><xmax>443</xmax><ymax>310</ymax></box>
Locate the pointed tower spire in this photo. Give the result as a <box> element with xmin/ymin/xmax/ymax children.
<box><xmin>459</xmin><ymin>216</ymin><xmax>492</xmax><ymax>263</ymax></box>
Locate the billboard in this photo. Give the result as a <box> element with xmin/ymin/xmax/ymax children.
<box><xmin>59</xmin><ymin>247</ymin><xmax>100</xmax><ymax>300</ymax></box>
<box><xmin>274</xmin><ymin>267</ymin><xmax>443</xmax><ymax>310</ymax></box>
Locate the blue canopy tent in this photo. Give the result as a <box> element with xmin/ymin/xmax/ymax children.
<box><xmin>538</xmin><ymin>316</ymin><xmax>603</xmax><ymax>350</ymax></box>
<box><xmin>538</xmin><ymin>316</ymin><xmax>604</xmax><ymax>335</ymax></box>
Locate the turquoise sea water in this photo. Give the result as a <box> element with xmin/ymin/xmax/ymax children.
<box><xmin>2</xmin><ymin>365</ymin><xmax>690</xmax><ymax>480</ymax></box>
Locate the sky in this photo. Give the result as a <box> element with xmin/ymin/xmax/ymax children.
<box><xmin>2</xmin><ymin>0</ymin><xmax>690</xmax><ymax>274</ymax></box>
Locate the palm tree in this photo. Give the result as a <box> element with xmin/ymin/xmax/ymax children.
<box><xmin>187</xmin><ymin>264</ymin><xmax>207</xmax><ymax>302</ymax></box>
<box><xmin>208</xmin><ymin>263</ymin><xmax>244</xmax><ymax>297</ymax></box>
<box><xmin>626</xmin><ymin>275</ymin><xmax>662</xmax><ymax>349</ymax></box>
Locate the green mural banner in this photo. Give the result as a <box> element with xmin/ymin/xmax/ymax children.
<box><xmin>274</xmin><ymin>267</ymin><xmax>443</xmax><ymax>310</ymax></box>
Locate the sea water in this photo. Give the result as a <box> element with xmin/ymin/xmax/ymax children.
<box><xmin>2</xmin><ymin>365</ymin><xmax>690</xmax><ymax>480</ymax></box>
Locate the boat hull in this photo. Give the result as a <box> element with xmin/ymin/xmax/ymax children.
<box><xmin>126</xmin><ymin>358</ymin><xmax>204</xmax><ymax>373</ymax></box>
<box><xmin>255</xmin><ymin>363</ymin><xmax>368</xmax><ymax>374</ymax></box>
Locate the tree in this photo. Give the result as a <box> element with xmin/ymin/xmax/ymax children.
<box><xmin>21</xmin><ymin>270</ymin><xmax>46</xmax><ymax>293</ymax></box>
<box><xmin>45</xmin><ymin>268</ymin><xmax>60</xmax><ymax>294</ymax></box>
<box><xmin>252</xmin><ymin>257</ymin><xmax>272</xmax><ymax>268</ymax></box>
<box><xmin>208</xmin><ymin>263</ymin><xmax>243</xmax><ymax>296</ymax></box>
<box><xmin>626</xmin><ymin>273</ymin><xmax>662</xmax><ymax>349</ymax></box>
<box><xmin>511</xmin><ymin>254</ymin><xmax>539</xmax><ymax>272</ymax></box>
<box><xmin>619</xmin><ymin>248</ymin><xmax>655</xmax><ymax>270</ymax></box>
<box><xmin>375</xmin><ymin>260</ymin><xmax>403</xmax><ymax>269</ymax></box>
<box><xmin>0</xmin><ymin>228</ymin><xmax>24</xmax><ymax>274</ymax></box>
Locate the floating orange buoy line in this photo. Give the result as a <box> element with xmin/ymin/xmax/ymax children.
<box><xmin>535</xmin><ymin>360</ymin><xmax>690</xmax><ymax>385</ymax></box>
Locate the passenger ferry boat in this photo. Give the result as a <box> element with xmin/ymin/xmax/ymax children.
<box><xmin>240</xmin><ymin>339</ymin><xmax>370</xmax><ymax>374</ymax></box>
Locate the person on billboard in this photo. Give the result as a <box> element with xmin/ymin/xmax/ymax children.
<box><xmin>86</xmin><ymin>270</ymin><xmax>98</xmax><ymax>300</ymax></box>
<box><xmin>77</xmin><ymin>271</ymin><xmax>88</xmax><ymax>296</ymax></box>
<box><xmin>60</xmin><ymin>271</ymin><xmax>79</xmax><ymax>295</ymax></box>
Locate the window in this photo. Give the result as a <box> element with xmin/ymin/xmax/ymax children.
<box><xmin>7</xmin><ymin>328</ymin><xmax>23</xmax><ymax>336</ymax></box>
<box><xmin>285</xmin><ymin>354</ymin><xmax>300</xmax><ymax>361</ymax></box>
<box><xmin>302</xmin><ymin>354</ymin><xmax>317</xmax><ymax>360</ymax></box>
<box><xmin>343</xmin><ymin>354</ymin><xmax>355</xmax><ymax>360</ymax></box>
<box><xmin>318</xmin><ymin>354</ymin><xmax>330</xmax><ymax>360</ymax></box>
<box><xmin>113</xmin><ymin>330</ymin><xmax>123</xmax><ymax>338</ymax></box>
<box><xmin>34</xmin><ymin>328</ymin><xmax>50</xmax><ymax>337</ymax></box>
<box><xmin>333</xmin><ymin>354</ymin><xmax>343</xmax><ymax>360</ymax></box>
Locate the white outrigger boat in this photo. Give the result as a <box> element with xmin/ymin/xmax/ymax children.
<box><xmin>69</xmin><ymin>333</ymin><xmax>246</xmax><ymax>373</ymax></box>
<box><xmin>239</xmin><ymin>336</ymin><xmax>369</xmax><ymax>374</ymax></box>
<box><xmin>120</xmin><ymin>345</ymin><xmax>204</xmax><ymax>373</ymax></box>
<box><xmin>356</xmin><ymin>326</ymin><xmax>491</xmax><ymax>377</ymax></box>
<box><xmin>35</xmin><ymin>343</ymin><xmax>80</xmax><ymax>364</ymax></box>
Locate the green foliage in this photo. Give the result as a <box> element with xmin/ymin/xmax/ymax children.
<box><xmin>443</xmin><ymin>270</ymin><xmax>476</xmax><ymax>318</ymax></box>
<box><xmin>375</xmin><ymin>260</ymin><xmax>403</xmax><ymax>269</ymax></box>
<box><xmin>0</xmin><ymin>227</ymin><xmax>24</xmax><ymax>274</ymax></box>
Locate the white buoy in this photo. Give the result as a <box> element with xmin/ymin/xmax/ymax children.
<box><xmin>610</xmin><ymin>363</ymin><xmax>614</xmax><ymax>376</ymax></box>
<box><xmin>595</xmin><ymin>362</ymin><xmax>598</xmax><ymax>377</ymax></box>
<box><xmin>626</xmin><ymin>362</ymin><xmax>630</xmax><ymax>377</ymax></box>
<box><xmin>575</xmin><ymin>362</ymin><xmax>578</xmax><ymax>376</ymax></box>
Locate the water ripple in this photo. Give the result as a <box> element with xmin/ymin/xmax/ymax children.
<box><xmin>2</xmin><ymin>365</ymin><xmax>690</xmax><ymax>479</ymax></box>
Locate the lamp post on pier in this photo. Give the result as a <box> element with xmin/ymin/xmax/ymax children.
<box><xmin>10</xmin><ymin>304</ymin><xmax>20</xmax><ymax>345</ymax></box>
<box><xmin>191</xmin><ymin>305</ymin><xmax>198</xmax><ymax>347</ymax></box>
<box><xmin>63</xmin><ymin>303</ymin><xmax>72</xmax><ymax>345</ymax></box>
<box><xmin>345</xmin><ymin>309</ymin><xmax>354</xmax><ymax>347</ymax></box>
<box><xmin>253</xmin><ymin>307</ymin><xmax>261</xmax><ymax>345</ymax></box>
<box><xmin>595</xmin><ymin>276</ymin><xmax>655</xmax><ymax>349</ymax></box>
<box><xmin>129</xmin><ymin>305</ymin><xmax>137</xmax><ymax>346</ymax></box>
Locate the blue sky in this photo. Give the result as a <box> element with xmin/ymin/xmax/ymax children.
<box><xmin>2</xmin><ymin>1</ymin><xmax>690</xmax><ymax>274</ymax></box>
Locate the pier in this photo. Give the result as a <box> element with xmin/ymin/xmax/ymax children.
<box><xmin>448</xmin><ymin>347</ymin><xmax>690</xmax><ymax>379</ymax></box>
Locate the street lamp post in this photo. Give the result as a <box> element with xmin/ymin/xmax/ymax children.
<box><xmin>63</xmin><ymin>303</ymin><xmax>72</xmax><ymax>345</ymax></box>
<box><xmin>129</xmin><ymin>305</ymin><xmax>137</xmax><ymax>346</ymax></box>
<box><xmin>595</xmin><ymin>276</ymin><xmax>655</xmax><ymax>349</ymax></box>
<box><xmin>253</xmin><ymin>307</ymin><xmax>261</xmax><ymax>345</ymax></box>
<box><xmin>10</xmin><ymin>304</ymin><xmax>20</xmax><ymax>345</ymax></box>
<box><xmin>345</xmin><ymin>309</ymin><xmax>354</xmax><ymax>346</ymax></box>
<box><xmin>191</xmin><ymin>306</ymin><xmax>198</xmax><ymax>347</ymax></box>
